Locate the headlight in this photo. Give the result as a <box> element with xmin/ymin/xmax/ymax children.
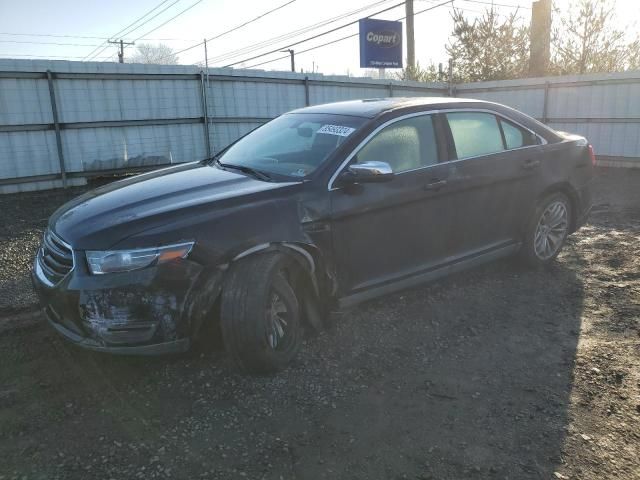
<box><xmin>86</xmin><ymin>242</ymin><xmax>194</xmax><ymax>275</ymax></box>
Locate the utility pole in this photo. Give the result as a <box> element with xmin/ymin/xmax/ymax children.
<box><xmin>203</xmin><ymin>38</ymin><xmax>209</xmax><ymax>87</ymax></box>
<box><xmin>529</xmin><ymin>0</ymin><xmax>551</xmax><ymax>77</ymax></box>
<box><xmin>280</xmin><ymin>49</ymin><xmax>295</xmax><ymax>72</ymax></box>
<box><xmin>108</xmin><ymin>39</ymin><xmax>135</xmax><ymax>63</ymax></box>
<box><xmin>405</xmin><ymin>0</ymin><xmax>415</xmax><ymax>78</ymax></box>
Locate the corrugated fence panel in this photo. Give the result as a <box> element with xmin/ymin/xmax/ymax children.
<box><xmin>309</xmin><ymin>84</ymin><xmax>389</xmax><ymax>104</ymax></box>
<box><xmin>62</xmin><ymin>123</ymin><xmax>206</xmax><ymax>172</ymax></box>
<box><xmin>0</xmin><ymin>130</ymin><xmax>59</xmax><ymax>178</ymax></box>
<box><xmin>546</xmin><ymin>81</ymin><xmax>640</xmax><ymax>119</ymax></box>
<box><xmin>457</xmin><ymin>87</ymin><xmax>546</xmax><ymax>119</ymax></box>
<box><xmin>395</xmin><ymin>87</ymin><xmax>444</xmax><ymax>98</ymax></box>
<box><xmin>208</xmin><ymin>80</ymin><xmax>305</xmax><ymax>118</ymax></box>
<box><xmin>548</xmin><ymin>121</ymin><xmax>640</xmax><ymax>158</ymax></box>
<box><xmin>55</xmin><ymin>78</ymin><xmax>202</xmax><ymax>123</ymax></box>
<box><xmin>0</xmin><ymin>77</ymin><xmax>52</xmax><ymax>125</ymax></box>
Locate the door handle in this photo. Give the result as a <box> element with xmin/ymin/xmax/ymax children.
<box><xmin>424</xmin><ymin>179</ymin><xmax>448</xmax><ymax>191</ymax></box>
<box><xmin>522</xmin><ymin>158</ymin><xmax>541</xmax><ymax>170</ymax></box>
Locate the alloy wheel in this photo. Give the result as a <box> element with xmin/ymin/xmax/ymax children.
<box><xmin>265</xmin><ymin>291</ymin><xmax>290</xmax><ymax>350</ymax></box>
<box><xmin>534</xmin><ymin>200</ymin><xmax>569</xmax><ymax>260</ymax></box>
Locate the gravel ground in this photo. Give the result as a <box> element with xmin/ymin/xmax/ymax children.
<box><xmin>0</xmin><ymin>168</ymin><xmax>638</xmax><ymax>480</ymax></box>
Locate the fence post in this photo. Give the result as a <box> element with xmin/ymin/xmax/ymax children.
<box><xmin>542</xmin><ymin>81</ymin><xmax>550</xmax><ymax>124</ymax></box>
<box><xmin>304</xmin><ymin>76</ymin><xmax>310</xmax><ymax>106</ymax></box>
<box><xmin>46</xmin><ymin>70</ymin><xmax>67</xmax><ymax>188</ymax></box>
<box><xmin>447</xmin><ymin>58</ymin><xmax>455</xmax><ymax>97</ymax></box>
<box><xmin>200</xmin><ymin>71</ymin><xmax>212</xmax><ymax>158</ymax></box>
<box><xmin>388</xmin><ymin>82</ymin><xmax>393</xmax><ymax>97</ymax></box>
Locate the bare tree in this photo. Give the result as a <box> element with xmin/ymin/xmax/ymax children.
<box><xmin>551</xmin><ymin>0</ymin><xmax>639</xmax><ymax>74</ymax></box>
<box><xmin>130</xmin><ymin>43</ymin><xmax>179</xmax><ymax>65</ymax></box>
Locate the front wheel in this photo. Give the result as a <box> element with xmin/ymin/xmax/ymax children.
<box><xmin>220</xmin><ymin>252</ymin><xmax>302</xmax><ymax>373</ymax></box>
<box><xmin>520</xmin><ymin>192</ymin><xmax>572</xmax><ymax>267</ymax></box>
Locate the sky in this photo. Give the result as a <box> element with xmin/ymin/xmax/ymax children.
<box><xmin>0</xmin><ymin>0</ymin><xmax>638</xmax><ymax>76</ymax></box>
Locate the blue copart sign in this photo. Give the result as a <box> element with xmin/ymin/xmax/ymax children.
<box><xmin>359</xmin><ymin>18</ymin><xmax>403</xmax><ymax>69</ymax></box>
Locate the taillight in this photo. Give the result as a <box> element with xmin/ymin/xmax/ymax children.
<box><xmin>588</xmin><ymin>144</ymin><xmax>596</xmax><ymax>166</ymax></box>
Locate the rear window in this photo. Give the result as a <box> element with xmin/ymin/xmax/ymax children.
<box><xmin>446</xmin><ymin>112</ymin><xmax>504</xmax><ymax>159</ymax></box>
<box><xmin>500</xmin><ymin>118</ymin><xmax>537</xmax><ymax>149</ymax></box>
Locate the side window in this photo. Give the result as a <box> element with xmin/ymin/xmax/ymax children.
<box><xmin>355</xmin><ymin>115</ymin><xmax>439</xmax><ymax>173</ymax></box>
<box><xmin>500</xmin><ymin>118</ymin><xmax>537</xmax><ymax>149</ymax></box>
<box><xmin>446</xmin><ymin>112</ymin><xmax>504</xmax><ymax>159</ymax></box>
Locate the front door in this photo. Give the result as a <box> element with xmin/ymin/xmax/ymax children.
<box><xmin>329</xmin><ymin>113</ymin><xmax>454</xmax><ymax>296</ymax></box>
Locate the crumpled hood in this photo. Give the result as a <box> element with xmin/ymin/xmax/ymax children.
<box><xmin>51</xmin><ymin>162</ymin><xmax>299</xmax><ymax>250</ymax></box>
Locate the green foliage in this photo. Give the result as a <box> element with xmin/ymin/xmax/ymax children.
<box><xmin>550</xmin><ymin>0</ymin><xmax>640</xmax><ymax>74</ymax></box>
<box><xmin>445</xmin><ymin>7</ymin><xmax>530</xmax><ymax>82</ymax></box>
<box><xmin>439</xmin><ymin>0</ymin><xmax>639</xmax><ymax>82</ymax></box>
<box><xmin>395</xmin><ymin>62</ymin><xmax>443</xmax><ymax>82</ymax></box>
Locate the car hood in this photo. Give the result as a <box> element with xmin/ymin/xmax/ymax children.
<box><xmin>51</xmin><ymin>162</ymin><xmax>300</xmax><ymax>249</ymax></box>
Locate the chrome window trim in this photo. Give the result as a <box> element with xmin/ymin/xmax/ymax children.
<box><xmin>327</xmin><ymin>107</ymin><xmax>547</xmax><ymax>191</ymax></box>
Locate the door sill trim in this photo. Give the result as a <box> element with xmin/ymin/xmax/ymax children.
<box><xmin>337</xmin><ymin>242</ymin><xmax>520</xmax><ymax>309</ymax></box>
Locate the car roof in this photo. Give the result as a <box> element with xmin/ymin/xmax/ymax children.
<box><xmin>288</xmin><ymin>97</ymin><xmax>484</xmax><ymax>118</ymax></box>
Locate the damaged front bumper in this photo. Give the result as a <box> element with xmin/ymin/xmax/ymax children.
<box><xmin>46</xmin><ymin>315</ymin><xmax>190</xmax><ymax>354</ymax></box>
<box><xmin>31</xmin><ymin>248</ymin><xmax>212</xmax><ymax>355</ymax></box>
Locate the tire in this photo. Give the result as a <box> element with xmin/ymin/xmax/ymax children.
<box><xmin>520</xmin><ymin>192</ymin><xmax>572</xmax><ymax>267</ymax></box>
<box><xmin>220</xmin><ymin>252</ymin><xmax>302</xmax><ymax>373</ymax></box>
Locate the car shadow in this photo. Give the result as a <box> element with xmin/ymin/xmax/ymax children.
<box><xmin>297</xmin><ymin>254</ymin><xmax>585</xmax><ymax>479</ymax></box>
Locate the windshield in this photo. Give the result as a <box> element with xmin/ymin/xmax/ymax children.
<box><xmin>216</xmin><ymin>113</ymin><xmax>366</xmax><ymax>179</ymax></box>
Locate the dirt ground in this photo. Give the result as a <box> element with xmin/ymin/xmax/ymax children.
<box><xmin>0</xmin><ymin>168</ymin><xmax>638</xmax><ymax>480</ymax></box>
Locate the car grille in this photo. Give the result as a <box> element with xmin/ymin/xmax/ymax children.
<box><xmin>38</xmin><ymin>230</ymin><xmax>74</xmax><ymax>284</ymax></box>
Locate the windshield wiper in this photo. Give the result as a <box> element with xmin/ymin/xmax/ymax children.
<box><xmin>217</xmin><ymin>162</ymin><xmax>272</xmax><ymax>182</ymax></box>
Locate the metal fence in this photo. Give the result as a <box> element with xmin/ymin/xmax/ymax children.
<box><xmin>1</xmin><ymin>59</ymin><xmax>639</xmax><ymax>193</ymax></box>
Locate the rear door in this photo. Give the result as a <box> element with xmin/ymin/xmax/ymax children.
<box><xmin>442</xmin><ymin>110</ymin><xmax>543</xmax><ymax>256</ymax></box>
<box><xmin>329</xmin><ymin>113</ymin><xmax>454</xmax><ymax>296</ymax></box>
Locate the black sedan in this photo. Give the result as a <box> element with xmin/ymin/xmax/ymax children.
<box><xmin>32</xmin><ymin>97</ymin><xmax>594</xmax><ymax>372</ymax></box>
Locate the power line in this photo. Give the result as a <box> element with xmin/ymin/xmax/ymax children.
<box><xmin>124</xmin><ymin>0</ymin><xmax>208</xmax><ymax>50</ymax></box>
<box><xmin>88</xmin><ymin>0</ymin><xmax>207</xmax><ymax>62</ymax></box>
<box><xmin>0</xmin><ymin>32</ymin><xmax>113</xmax><ymax>40</ymax></box>
<box><xmin>0</xmin><ymin>39</ymin><xmax>101</xmax><ymax>47</ymax></box>
<box><xmin>82</xmin><ymin>0</ymin><xmax>176</xmax><ymax>60</ymax></box>
<box><xmin>244</xmin><ymin>0</ymin><xmax>453</xmax><ymax>69</ymax></box>
<box><xmin>457</xmin><ymin>0</ymin><xmax>531</xmax><ymax>9</ymax></box>
<box><xmin>0</xmin><ymin>32</ymin><xmax>198</xmax><ymax>41</ymax></box>
<box><xmin>205</xmin><ymin>0</ymin><xmax>393</xmax><ymax>65</ymax></box>
<box><xmin>0</xmin><ymin>53</ymin><xmax>113</xmax><ymax>59</ymax></box>
<box><xmin>220</xmin><ymin>1</ymin><xmax>407</xmax><ymax>68</ymax></box>
<box><xmin>155</xmin><ymin>0</ymin><xmax>300</xmax><ymax>63</ymax></box>
<box><xmin>85</xmin><ymin>0</ymin><xmax>186</xmax><ymax>61</ymax></box>
<box><xmin>89</xmin><ymin>0</ymin><xmax>187</xmax><ymax>60</ymax></box>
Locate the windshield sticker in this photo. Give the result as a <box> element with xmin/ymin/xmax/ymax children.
<box><xmin>317</xmin><ymin>124</ymin><xmax>356</xmax><ymax>137</ymax></box>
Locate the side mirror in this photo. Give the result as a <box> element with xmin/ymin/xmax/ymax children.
<box><xmin>338</xmin><ymin>161</ymin><xmax>394</xmax><ymax>186</ymax></box>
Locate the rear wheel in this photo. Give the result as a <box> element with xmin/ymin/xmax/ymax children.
<box><xmin>520</xmin><ymin>192</ymin><xmax>572</xmax><ymax>267</ymax></box>
<box><xmin>220</xmin><ymin>252</ymin><xmax>302</xmax><ymax>373</ymax></box>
